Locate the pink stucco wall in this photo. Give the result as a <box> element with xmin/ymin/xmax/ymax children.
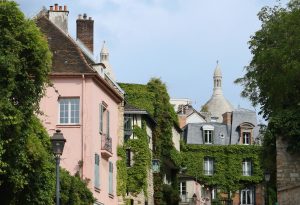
<box><xmin>40</xmin><ymin>75</ymin><xmax>120</xmax><ymax>205</ymax></box>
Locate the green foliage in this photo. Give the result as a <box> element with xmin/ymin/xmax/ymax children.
<box><xmin>117</xmin><ymin>125</ymin><xmax>151</xmax><ymax>198</ymax></box>
<box><xmin>60</xmin><ymin>169</ymin><xmax>95</xmax><ymax>205</ymax></box>
<box><xmin>126</xmin><ymin>126</ymin><xmax>151</xmax><ymax>196</ymax></box>
<box><xmin>118</xmin><ymin>83</ymin><xmax>155</xmax><ymax>116</ymax></box>
<box><xmin>235</xmin><ymin>0</ymin><xmax>300</xmax><ymax>152</ymax></box>
<box><xmin>181</xmin><ymin>144</ymin><xmax>263</xmax><ymax>193</ymax></box>
<box><xmin>0</xmin><ymin>1</ymin><xmax>51</xmax><ymax>119</ymax></box>
<box><xmin>0</xmin><ymin>2</ymin><xmax>93</xmax><ymax>204</ymax></box>
<box><xmin>117</xmin><ymin>146</ymin><xmax>127</xmax><ymax>197</ymax></box>
<box><xmin>120</xmin><ymin>78</ymin><xmax>180</xmax><ymax>205</ymax></box>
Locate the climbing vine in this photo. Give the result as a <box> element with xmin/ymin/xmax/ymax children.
<box><xmin>117</xmin><ymin>125</ymin><xmax>151</xmax><ymax>197</ymax></box>
<box><xmin>119</xmin><ymin>78</ymin><xmax>180</xmax><ymax>205</ymax></box>
<box><xmin>180</xmin><ymin>144</ymin><xmax>263</xmax><ymax>193</ymax></box>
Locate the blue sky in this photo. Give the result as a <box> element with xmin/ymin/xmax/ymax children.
<box><xmin>16</xmin><ymin>0</ymin><xmax>287</xmax><ymax>120</ymax></box>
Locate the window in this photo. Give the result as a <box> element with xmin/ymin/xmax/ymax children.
<box><xmin>204</xmin><ymin>130</ymin><xmax>213</xmax><ymax>144</ymax></box>
<box><xmin>204</xmin><ymin>157</ymin><xmax>214</xmax><ymax>175</ymax></box>
<box><xmin>126</xmin><ymin>149</ymin><xmax>131</xmax><ymax>167</ymax></box>
<box><xmin>109</xmin><ymin>161</ymin><xmax>113</xmax><ymax>195</ymax></box>
<box><xmin>179</xmin><ymin>181</ymin><xmax>186</xmax><ymax>195</ymax></box>
<box><xmin>202</xmin><ymin>125</ymin><xmax>214</xmax><ymax>144</ymax></box>
<box><xmin>94</xmin><ymin>153</ymin><xmax>100</xmax><ymax>188</ymax></box>
<box><xmin>179</xmin><ymin>181</ymin><xmax>187</xmax><ymax>202</ymax></box>
<box><xmin>100</xmin><ymin>103</ymin><xmax>110</xmax><ymax>137</ymax></box>
<box><xmin>242</xmin><ymin>159</ymin><xmax>252</xmax><ymax>176</ymax></box>
<box><xmin>124</xmin><ymin>116</ymin><xmax>132</xmax><ymax>132</ymax></box>
<box><xmin>241</xmin><ymin>188</ymin><xmax>254</xmax><ymax>205</ymax></box>
<box><xmin>59</xmin><ymin>98</ymin><xmax>79</xmax><ymax>124</ymax></box>
<box><xmin>243</xmin><ymin>132</ymin><xmax>251</xmax><ymax>145</ymax></box>
<box><xmin>239</xmin><ymin>122</ymin><xmax>254</xmax><ymax>145</ymax></box>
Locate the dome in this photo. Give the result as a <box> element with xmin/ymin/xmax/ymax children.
<box><xmin>202</xmin><ymin>63</ymin><xmax>234</xmax><ymax>122</ymax></box>
<box><xmin>203</xmin><ymin>95</ymin><xmax>234</xmax><ymax>122</ymax></box>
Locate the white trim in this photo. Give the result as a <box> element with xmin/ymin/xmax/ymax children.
<box><xmin>202</xmin><ymin>125</ymin><xmax>214</xmax><ymax>130</ymax></box>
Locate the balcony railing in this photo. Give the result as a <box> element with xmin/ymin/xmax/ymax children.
<box><xmin>101</xmin><ymin>134</ymin><xmax>112</xmax><ymax>158</ymax></box>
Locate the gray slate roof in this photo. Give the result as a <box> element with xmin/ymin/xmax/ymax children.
<box><xmin>184</xmin><ymin>108</ymin><xmax>259</xmax><ymax>145</ymax></box>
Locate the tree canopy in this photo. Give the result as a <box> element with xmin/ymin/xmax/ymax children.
<box><xmin>235</xmin><ymin>0</ymin><xmax>300</xmax><ymax>152</ymax></box>
<box><xmin>0</xmin><ymin>2</ymin><xmax>94</xmax><ymax>204</ymax></box>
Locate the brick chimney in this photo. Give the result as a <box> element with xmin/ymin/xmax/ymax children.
<box><xmin>48</xmin><ymin>4</ymin><xmax>69</xmax><ymax>33</ymax></box>
<box><xmin>76</xmin><ymin>13</ymin><xmax>94</xmax><ymax>53</ymax></box>
<box><xmin>222</xmin><ymin>112</ymin><xmax>232</xmax><ymax>125</ymax></box>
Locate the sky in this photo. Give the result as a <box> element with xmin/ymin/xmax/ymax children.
<box><xmin>16</xmin><ymin>0</ymin><xmax>288</xmax><ymax>121</ymax></box>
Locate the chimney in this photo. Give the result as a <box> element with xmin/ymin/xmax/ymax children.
<box><xmin>222</xmin><ymin>112</ymin><xmax>232</xmax><ymax>125</ymax></box>
<box><xmin>76</xmin><ymin>13</ymin><xmax>94</xmax><ymax>53</ymax></box>
<box><xmin>48</xmin><ymin>4</ymin><xmax>69</xmax><ymax>33</ymax></box>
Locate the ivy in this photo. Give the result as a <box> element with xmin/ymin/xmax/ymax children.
<box><xmin>181</xmin><ymin>144</ymin><xmax>263</xmax><ymax>193</ymax></box>
<box><xmin>116</xmin><ymin>146</ymin><xmax>127</xmax><ymax>197</ymax></box>
<box><xmin>119</xmin><ymin>78</ymin><xmax>180</xmax><ymax>205</ymax></box>
<box><xmin>117</xmin><ymin>125</ymin><xmax>151</xmax><ymax>197</ymax></box>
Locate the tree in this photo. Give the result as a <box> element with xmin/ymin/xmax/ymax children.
<box><xmin>235</xmin><ymin>0</ymin><xmax>300</xmax><ymax>153</ymax></box>
<box><xmin>0</xmin><ymin>2</ymin><xmax>94</xmax><ymax>204</ymax></box>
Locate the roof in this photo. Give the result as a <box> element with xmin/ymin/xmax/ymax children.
<box><xmin>124</xmin><ymin>103</ymin><xmax>156</xmax><ymax>125</ymax></box>
<box><xmin>36</xmin><ymin>15</ymin><xmax>124</xmax><ymax>103</ymax></box>
<box><xmin>36</xmin><ymin>16</ymin><xmax>95</xmax><ymax>74</ymax></box>
<box><xmin>214</xmin><ymin>63</ymin><xmax>222</xmax><ymax>77</ymax></box>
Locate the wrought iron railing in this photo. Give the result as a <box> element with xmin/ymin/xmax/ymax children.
<box><xmin>101</xmin><ymin>134</ymin><xmax>112</xmax><ymax>153</ymax></box>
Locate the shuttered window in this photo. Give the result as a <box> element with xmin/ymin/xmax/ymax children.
<box><xmin>109</xmin><ymin>161</ymin><xmax>113</xmax><ymax>195</ymax></box>
<box><xmin>94</xmin><ymin>153</ymin><xmax>100</xmax><ymax>188</ymax></box>
<box><xmin>99</xmin><ymin>104</ymin><xmax>104</xmax><ymax>133</ymax></box>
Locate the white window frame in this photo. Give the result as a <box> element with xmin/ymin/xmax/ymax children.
<box><xmin>242</xmin><ymin>159</ymin><xmax>252</xmax><ymax>176</ymax></box>
<box><xmin>243</xmin><ymin>132</ymin><xmax>251</xmax><ymax>145</ymax></box>
<box><xmin>59</xmin><ymin>98</ymin><xmax>80</xmax><ymax>124</ymax></box>
<box><xmin>204</xmin><ymin>157</ymin><xmax>214</xmax><ymax>175</ymax></box>
<box><xmin>240</xmin><ymin>188</ymin><xmax>254</xmax><ymax>205</ymax></box>
<box><xmin>203</xmin><ymin>125</ymin><xmax>214</xmax><ymax>144</ymax></box>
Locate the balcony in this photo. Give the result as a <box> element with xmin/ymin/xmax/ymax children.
<box><xmin>101</xmin><ymin>134</ymin><xmax>112</xmax><ymax>158</ymax></box>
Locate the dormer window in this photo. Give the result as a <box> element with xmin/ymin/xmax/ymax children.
<box><xmin>202</xmin><ymin>125</ymin><xmax>214</xmax><ymax>144</ymax></box>
<box><xmin>239</xmin><ymin>122</ymin><xmax>255</xmax><ymax>145</ymax></box>
<box><xmin>243</xmin><ymin>132</ymin><xmax>251</xmax><ymax>145</ymax></box>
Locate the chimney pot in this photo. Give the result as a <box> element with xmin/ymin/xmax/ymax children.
<box><xmin>50</xmin><ymin>6</ymin><xmax>53</xmax><ymax>11</ymax></box>
<box><xmin>64</xmin><ymin>5</ymin><xmax>67</xmax><ymax>11</ymax></box>
<box><xmin>78</xmin><ymin>14</ymin><xmax>82</xmax><ymax>19</ymax></box>
<box><xmin>54</xmin><ymin>3</ymin><xmax>58</xmax><ymax>11</ymax></box>
<box><xmin>83</xmin><ymin>13</ymin><xmax>87</xmax><ymax>19</ymax></box>
<box><xmin>89</xmin><ymin>17</ymin><xmax>92</xmax><ymax>20</ymax></box>
<box><xmin>59</xmin><ymin>6</ymin><xmax>62</xmax><ymax>11</ymax></box>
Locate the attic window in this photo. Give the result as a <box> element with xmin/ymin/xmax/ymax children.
<box><xmin>202</xmin><ymin>125</ymin><xmax>214</xmax><ymax>144</ymax></box>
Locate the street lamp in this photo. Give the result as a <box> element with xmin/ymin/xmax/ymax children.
<box><xmin>264</xmin><ymin>171</ymin><xmax>270</xmax><ymax>205</ymax></box>
<box><xmin>51</xmin><ymin>130</ymin><xmax>66</xmax><ymax>205</ymax></box>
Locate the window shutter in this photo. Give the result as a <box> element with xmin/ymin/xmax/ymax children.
<box><xmin>107</xmin><ymin>110</ymin><xmax>110</xmax><ymax>137</ymax></box>
<box><xmin>99</xmin><ymin>104</ymin><xmax>103</xmax><ymax>133</ymax></box>
<box><xmin>94</xmin><ymin>154</ymin><xmax>100</xmax><ymax>188</ymax></box>
<box><xmin>109</xmin><ymin>161</ymin><xmax>113</xmax><ymax>194</ymax></box>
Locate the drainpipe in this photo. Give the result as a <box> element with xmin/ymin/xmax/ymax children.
<box><xmin>81</xmin><ymin>74</ymin><xmax>85</xmax><ymax>178</ymax></box>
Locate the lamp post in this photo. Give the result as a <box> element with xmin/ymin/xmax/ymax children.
<box><xmin>264</xmin><ymin>171</ymin><xmax>270</xmax><ymax>205</ymax></box>
<box><xmin>51</xmin><ymin>130</ymin><xmax>66</xmax><ymax>205</ymax></box>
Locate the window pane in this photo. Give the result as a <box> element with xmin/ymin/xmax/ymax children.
<box><xmin>59</xmin><ymin>98</ymin><xmax>79</xmax><ymax>124</ymax></box>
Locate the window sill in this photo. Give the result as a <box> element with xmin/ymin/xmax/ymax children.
<box><xmin>57</xmin><ymin>124</ymin><xmax>81</xmax><ymax>128</ymax></box>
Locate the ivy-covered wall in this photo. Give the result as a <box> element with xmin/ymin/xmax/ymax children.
<box><xmin>180</xmin><ymin>143</ymin><xmax>263</xmax><ymax>193</ymax></box>
<box><xmin>119</xmin><ymin>79</ymin><xmax>181</xmax><ymax>205</ymax></box>
<box><xmin>117</xmin><ymin>125</ymin><xmax>151</xmax><ymax>198</ymax></box>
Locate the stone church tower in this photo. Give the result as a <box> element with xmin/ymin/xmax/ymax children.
<box><xmin>202</xmin><ymin>63</ymin><xmax>234</xmax><ymax>122</ymax></box>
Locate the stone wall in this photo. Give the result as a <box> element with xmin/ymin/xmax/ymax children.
<box><xmin>276</xmin><ymin>137</ymin><xmax>300</xmax><ymax>205</ymax></box>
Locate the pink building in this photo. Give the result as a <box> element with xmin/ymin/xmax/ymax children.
<box><xmin>37</xmin><ymin>4</ymin><xmax>124</xmax><ymax>205</ymax></box>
